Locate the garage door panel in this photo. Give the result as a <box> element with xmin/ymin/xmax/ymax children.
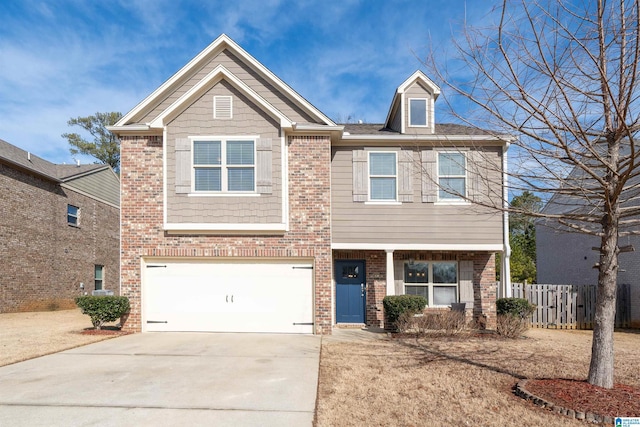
<box><xmin>143</xmin><ymin>261</ymin><xmax>313</xmax><ymax>333</ymax></box>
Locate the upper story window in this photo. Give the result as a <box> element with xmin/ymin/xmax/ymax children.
<box><xmin>67</xmin><ymin>204</ymin><xmax>79</xmax><ymax>226</ymax></box>
<box><xmin>193</xmin><ymin>138</ymin><xmax>255</xmax><ymax>192</ymax></box>
<box><xmin>369</xmin><ymin>152</ymin><xmax>397</xmax><ymax>201</ymax></box>
<box><xmin>438</xmin><ymin>152</ymin><xmax>466</xmax><ymax>201</ymax></box>
<box><xmin>409</xmin><ymin>98</ymin><xmax>428</xmax><ymax>127</ymax></box>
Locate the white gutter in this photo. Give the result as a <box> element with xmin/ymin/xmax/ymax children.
<box><xmin>502</xmin><ymin>141</ymin><xmax>512</xmax><ymax>298</ymax></box>
<box><xmin>291</xmin><ymin>122</ymin><xmax>344</xmax><ymax>132</ymax></box>
<box><xmin>340</xmin><ymin>134</ymin><xmax>516</xmax><ymax>142</ymax></box>
<box><xmin>106</xmin><ymin>124</ymin><xmax>152</xmax><ymax>133</ymax></box>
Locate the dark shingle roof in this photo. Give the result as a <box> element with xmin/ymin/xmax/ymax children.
<box><xmin>341</xmin><ymin>123</ymin><xmax>497</xmax><ymax>136</ymax></box>
<box><xmin>0</xmin><ymin>138</ymin><xmax>106</xmax><ymax>181</ymax></box>
<box><xmin>0</xmin><ymin>138</ymin><xmax>59</xmax><ymax>181</ymax></box>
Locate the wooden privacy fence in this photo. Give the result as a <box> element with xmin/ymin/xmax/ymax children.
<box><xmin>511</xmin><ymin>283</ymin><xmax>631</xmax><ymax>329</ymax></box>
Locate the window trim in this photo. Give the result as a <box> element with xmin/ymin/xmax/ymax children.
<box><xmin>67</xmin><ymin>204</ymin><xmax>80</xmax><ymax>227</ymax></box>
<box><xmin>94</xmin><ymin>265</ymin><xmax>104</xmax><ymax>291</ymax></box>
<box><xmin>408</xmin><ymin>98</ymin><xmax>428</xmax><ymax>127</ymax></box>
<box><xmin>437</xmin><ymin>151</ymin><xmax>467</xmax><ymax>202</ymax></box>
<box><xmin>368</xmin><ymin>151</ymin><xmax>398</xmax><ymax>202</ymax></box>
<box><xmin>191</xmin><ymin>136</ymin><xmax>257</xmax><ymax>194</ymax></box>
<box><xmin>403</xmin><ymin>261</ymin><xmax>459</xmax><ymax>307</ymax></box>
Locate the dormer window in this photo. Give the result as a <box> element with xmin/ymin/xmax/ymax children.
<box><xmin>409</xmin><ymin>98</ymin><xmax>428</xmax><ymax>127</ymax></box>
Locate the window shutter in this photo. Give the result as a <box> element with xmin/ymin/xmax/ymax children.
<box><xmin>468</xmin><ymin>149</ymin><xmax>487</xmax><ymax>203</ymax></box>
<box><xmin>352</xmin><ymin>149</ymin><xmax>368</xmax><ymax>202</ymax></box>
<box><xmin>175</xmin><ymin>138</ymin><xmax>191</xmax><ymax>194</ymax></box>
<box><xmin>256</xmin><ymin>138</ymin><xmax>272</xmax><ymax>194</ymax></box>
<box><xmin>421</xmin><ymin>149</ymin><xmax>437</xmax><ymax>203</ymax></box>
<box><xmin>398</xmin><ymin>150</ymin><xmax>414</xmax><ymax>202</ymax></box>
<box><xmin>459</xmin><ymin>260</ymin><xmax>474</xmax><ymax>306</ymax></box>
<box><xmin>213</xmin><ymin>96</ymin><xmax>232</xmax><ymax>119</ymax></box>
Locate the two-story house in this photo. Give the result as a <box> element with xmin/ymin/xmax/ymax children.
<box><xmin>0</xmin><ymin>139</ymin><xmax>120</xmax><ymax>312</ymax></box>
<box><xmin>109</xmin><ymin>34</ymin><xmax>510</xmax><ymax>334</ymax></box>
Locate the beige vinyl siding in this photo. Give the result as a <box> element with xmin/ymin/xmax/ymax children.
<box><xmin>166</xmin><ymin>80</ymin><xmax>282</xmax><ymax>224</ymax></box>
<box><xmin>140</xmin><ymin>49</ymin><xmax>317</xmax><ymax>125</ymax></box>
<box><xmin>64</xmin><ymin>168</ymin><xmax>120</xmax><ymax>207</ymax></box>
<box><xmin>389</xmin><ymin>101</ymin><xmax>402</xmax><ymax>132</ymax></box>
<box><xmin>331</xmin><ymin>146</ymin><xmax>503</xmax><ymax>245</ymax></box>
<box><xmin>405</xmin><ymin>82</ymin><xmax>433</xmax><ymax>132</ymax></box>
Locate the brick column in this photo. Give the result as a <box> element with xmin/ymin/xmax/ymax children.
<box><xmin>119</xmin><ymin>135</ymin><xmax>164</xmax><ymax>333</ymax></box>
<box><xmin>287</xmin><ymin>135</ymin><xmax>332</xmax><ymax>334</ymax></box>
<box><xmin>473</xmin><ymin>253</ymin><xmax>497</xmax><ymax>330</ymax></box>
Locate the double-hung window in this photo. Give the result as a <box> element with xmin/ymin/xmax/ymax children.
<box><xmin>409</xmin><ymin>98</ymin><xmax>428</xmax><ymax>127</ymax></box>
<box><xmin>193</xmin><ymin>138</ymin><xmax>255</xmax><ymax>192</ymax></box>
<box><xmin>438</xmin><ymin>152</ymin><xmax>466</xmax><ymax>201</ymax></box>
<box><xmin>94</xmin><ymin>265</ymin><xmax>104</xmax><ymax>290</ymax></box>
<box><xmin>369</xmin><ymin>152</ymin><xmax>397</xmax><ymax>201</ymax></box>
<box><xmin>67</xmin><ymin>204</ymin><xmax>79</xmax><ymax>226</ymax></box>
<box><xmin>404</xmin><ymin>261</ymin><xmax>458</xmax><ymax>306</ymax></box>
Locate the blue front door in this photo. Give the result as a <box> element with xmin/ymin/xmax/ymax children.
<box><xmin>335</xmin><ymin>260</ymin><xmax>366</xmax><ymax>323</ymax></box>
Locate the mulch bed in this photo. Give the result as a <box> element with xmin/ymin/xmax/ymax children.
<box><xmin>80</xmin><ymin>326</ymin><xmax>131</xmax><ymax>336</ymax></box>
<box><xmin>524</xmin><ymin>378</ymin><xmax>640</xmax><ymax>417</ymax></box>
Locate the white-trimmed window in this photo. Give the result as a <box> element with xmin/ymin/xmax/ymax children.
<box><xmin>409</xmin><ymin>98</ymin><xmax>428</xmax><ymax>127</ymax></box>
<box><xmin>369</xmin><ymin>151</ymin><xmax>397</xmax><ymax>201</ymax></box>
<box><xmin>67</xmin><ymin>204</ymin><xmax>79</xmax><ymax>226</ymax></box>
<box><xmin>193</xmin><ymin>138</ymin><xmax>255</xmax><ymax>192</ymax></box>
<box><xmin>404</xmin><ymin>261</ymin><xmax>458</xmax><ymax>306</ymax></box>
<box><xmin>94</xmin><ymin>265</ymin><xmax>104</xmax><ymax>291</ymax></box>
<box><xmin>438</xmin><ymin>152</ymin><xmax>466</xmax><ymax>201</ymax></box>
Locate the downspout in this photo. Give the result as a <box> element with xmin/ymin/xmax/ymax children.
<box><xmin>502</xmin><ymin>141</ymin><xmax>512</xmax><ymax>297</ymax></box>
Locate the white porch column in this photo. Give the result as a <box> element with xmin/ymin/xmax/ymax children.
<box><xmin>386</xmin><ymin>249</ymin><xmax>395</xmax><ymax>295</ymax></box>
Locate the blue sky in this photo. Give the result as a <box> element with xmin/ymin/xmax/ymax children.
<box><xmin>0</xmin><ymin>0</ymin><xmax>496</xmax><ymax>164</ymax></box>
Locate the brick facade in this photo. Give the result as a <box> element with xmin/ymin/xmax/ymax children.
<box><xmin>120</xmin><ymin>134</ymin><xmax>333</xmax><ymax>334</ymax></box>
<box><xmin>333</xmin><ymin>250</ymin><xmax>387</xmax><ymax>327</ymax></box>
<box><xmin>473</xmin><ymin>252</ymin><xmax>497</xmax><ymax>329</ymax></box>
<box><xmin>333</xmin><ymin>250</ymin><xmax>497</xmax><ymax>329</ymax></box>
<box><xmin>0</xmin><ymin>163</ymin><xmax>120</xmax><ymax>312</ymax></box>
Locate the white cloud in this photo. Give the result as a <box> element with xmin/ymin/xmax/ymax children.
<box><xmin>0</xmin><ymin>0</ymin><xmax>502</xmax><ymax>163</ymax></box>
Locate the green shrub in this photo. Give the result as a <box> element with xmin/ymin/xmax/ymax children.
<box><xmin>75</xmin><ymin>296</ymin><xmax>130</xmax><ymax>329</ymax></box>
<box><xmin>383</xmin><ymin>295</ymin><xmax>427</xmax><ymax>330</ymax></box>
<box><xmin>496</xmin><ymin>297</ymin><xmax>536</xmax><ymax>319</ymax></box>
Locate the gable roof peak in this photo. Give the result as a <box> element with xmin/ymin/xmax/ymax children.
<box><xmin>384</xmin><ymin>70</ymin><xmax>441</xmax><ymax>131</ymax></box>
<box><xmin>114</xmin><ymin>34</ymin><xmax>335</xmax><ymax>130</ymax></box>
<box><xmin>397</xmin><ymin>70</ymin><xmax>441</xmax><ymax>97</ymax></box>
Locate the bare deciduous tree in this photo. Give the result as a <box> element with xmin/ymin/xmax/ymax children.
<box><xmin>428</xmin><ymin>0</ymin><xmax>640</xmax><ymax>388</ymax></box>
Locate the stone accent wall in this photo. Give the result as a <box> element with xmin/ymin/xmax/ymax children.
<box><xmin>119</xmin><ymin>134</ymin><xmax>333</xmax><ymax>334</ymax></box>
<box><xmin>0</xmin><ymin>163</ymin><xmax>120</xmax><ymax>313</ymax></box>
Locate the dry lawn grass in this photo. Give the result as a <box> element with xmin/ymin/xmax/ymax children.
<box><xmin>315</xmin><ymin>328</ymin><xmax>640</xmax><ymax>426</ymax></box>
<box><xmin>0</xmin><ymin>309</ymin><xmax>119</xmax><ymax>367</ymax></box>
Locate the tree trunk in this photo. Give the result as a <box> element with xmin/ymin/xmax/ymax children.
<box><xmin>587</xmin><ymin>213</ymin><xmax>619</xmax><ymax>388</ymax></box>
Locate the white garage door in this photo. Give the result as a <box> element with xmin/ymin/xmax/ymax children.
<box><xmin>143</xmin><ymin>260</ymin><xmax>314</xmax><ymax>333</ymax></box>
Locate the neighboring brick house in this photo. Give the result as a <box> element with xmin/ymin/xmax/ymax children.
<box><xmin>109</xmin><ymin>34</ymin><xmax>511</xmax><ymax>334</ymax></box>
<box><xmin>0</xmin><ymin>139</ymin><xmax>120</xmax><ymax>312</ymax></box>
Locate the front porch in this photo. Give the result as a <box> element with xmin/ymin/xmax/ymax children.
<box><xmin>332</xmin><ymin>250</ymin><xmax>497</xmax><ymax>330</ymax></box>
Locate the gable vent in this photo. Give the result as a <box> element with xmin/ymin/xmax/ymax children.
<box><xmin>214</xmin><ymin>95</ymin><xmax>233</xmax><ymax>119</ymax></box>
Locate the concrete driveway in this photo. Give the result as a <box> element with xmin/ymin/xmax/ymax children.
<box><xmin>0</xmin><ymin>332</ymin><xmax>321</xmax><ymax>426</ymax></box>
